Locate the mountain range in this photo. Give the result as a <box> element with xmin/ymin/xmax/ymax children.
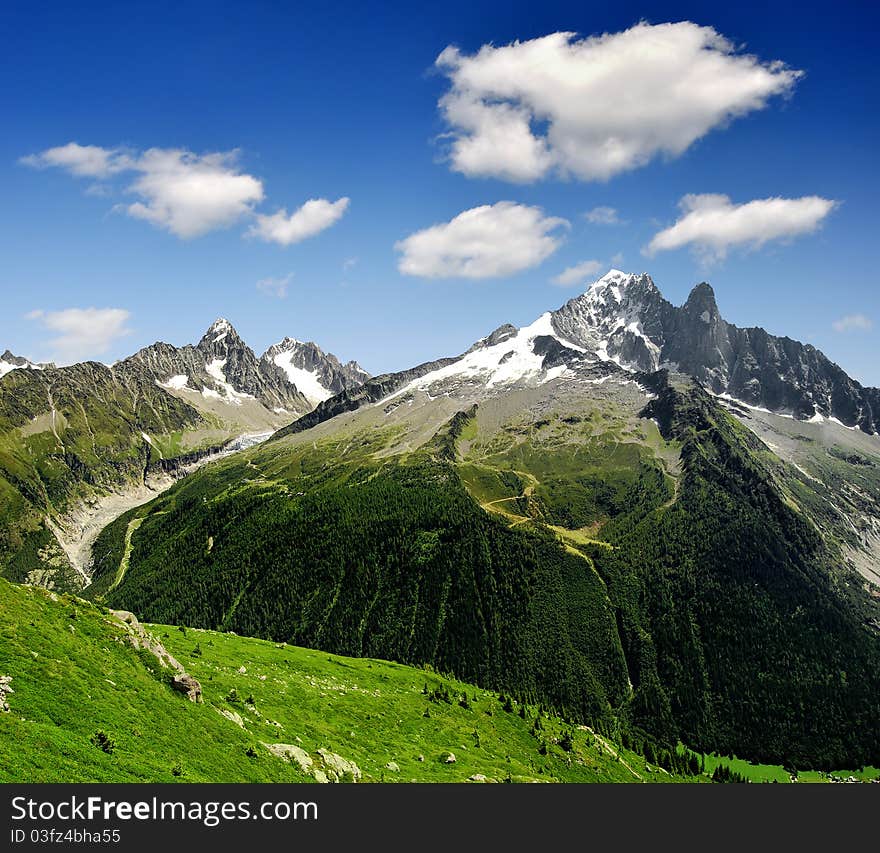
<box><xmin>0</xmin><ymin>322</ymin><xmax>368</xmax><ymax>588</ymax></box>
<box><xmin>2</xmin><ymin>269</ymin><xmax>880</xmax><ymax>774</ymax></box>
<box><xmin>285</xmin><ymin>270</ymin><xmax>879</xmax><ymax>438</ymax></box>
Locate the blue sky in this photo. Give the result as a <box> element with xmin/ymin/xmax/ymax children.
<box><xmin>1</xmin><ymin>0</ymin><xmax>878</xmax><ymax>384</ymax></box>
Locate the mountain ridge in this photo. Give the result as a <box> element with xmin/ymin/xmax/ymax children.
<box><xmin>273</xmin><ymin>270</ymin><xmax>879</xmax><ymax>440</ymax></box>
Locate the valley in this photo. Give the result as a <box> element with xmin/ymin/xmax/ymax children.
<box><xmin>3</xmin><ymin>270</ymin><xmax>880</xmax><ymax>781</ymax></box>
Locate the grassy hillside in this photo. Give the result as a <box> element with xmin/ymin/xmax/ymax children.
<box><xmin>0</xmin><ymin>578</ymin><xmax>686</xmax><ymax>783</ymax></box>
<box><xmin>97</xmin><ymin>454</ymin><xmax>632</xmax><ymax>729</ymax></box>
<box><xmin>92</xmin><ymin>372</ymin><xmax>880</xmax><ymax>770</ymax></box>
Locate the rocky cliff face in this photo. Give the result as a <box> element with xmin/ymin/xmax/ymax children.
<box><xmin>121</xmin><ymin>319</ymin><xmax>311</xmax><ymax>416</ymax></box>
<box><xmin>551</xmin><ymin>271</ymin><xmax>880</xmax><ymax>433</ymax></box>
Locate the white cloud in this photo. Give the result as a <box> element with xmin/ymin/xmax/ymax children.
<box><xmin>644</xmin><ymin>193</ymin><xmax>837</xmax><ymax>260</ymax></box>
<box><xmin>552</xmin><ymin>259</ymin><xmax>604</xmax><ymax>287</ymax></box>
<box><xmin>22</xmin><ymin>142</ymin><xmax>347</xmax><ymax>244</ymax></box>
<box><xmin>23</xmin><ymin>143</ymin><xmax>264</xmax><ymax>238</ymax></box>
<box><xmin>249</xmin><ymin>198</ymin><xmax>350</xmax><ymax>246</ymax></box>
<box><xmin>126</xmin><ymin>148</ymin><xmax>264</xmax><ymax>238</ymax></box>
<box><xmin>436</xmin><ymin>23</ymin><xmax>801</xmax><ymax>182</ymax></box>
<box><xmin>256</xmin><ymin>273</ymin><xmax>293</xmax><ymax>299</ymax></box>
<box><xmin>832</xmin><ymin>314</ymin><xmax>872</xmax><ymax>333</ymax></box>
<box><xmin>610</xmin><ymin>252</ymin><xmax>625</xmax><ymax>267</ymax></box>
<box><xmin>584</xmin><ymin>206</ymin><xmax>622</xmax><ymax>225</ymax></box>
<box><xmin>84</xmin><ymin>183</ymin><xmax>113</xmax><ymax>198</ymax></box>
<box><xmin>343</xmin><ymin>256</ymin><xmax>358</xmax><ymax>271</ymax></box>
<box><xmin>396</xmin><ymin>201</ymin><xmax>568</xmax><ymax>279</ymax></box>
<box><xmin>26</xmin><ymin>307</ymin><xmax>132</xmax><ymax>364</ymax></box>
<box><xmin>20</xmin><ymin>142</ymin><xmax>132</xmax><ymax>178</ymax></box>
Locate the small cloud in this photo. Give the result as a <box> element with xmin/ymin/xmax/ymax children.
<box><xmin>584</xmin><ymin>206</ymin><xmax>623</xmax><ymax>226</ymax></box>
<box><xmin>20</xmin><ymin>142</ymin><xmax>132</xmax><ymax>178</ymax></box>
<box><xmin>396</xmin><ymin>201</ymin><xmax>568</xmax><ymax>279</ymax></box>
<box><xmin>343</xmin><ymin>256</ymin><xmax>358</xmax><ymax>271</ymax></box>
<box><xmin>24</xmin><ymin>309</ymin><xmax>45</xmax><ymax>320</ymax></box>
<box><xmin>256</xmin><ymin>273</ymin><xmax>293</xmax><ymax>299</ymax></box>
<box><xmin>610</xmin><ymin>252</ymin><xmax>625</xmax><ymax>267</ymax></box>
<box><xmin>644</xmin><ymin>193</ymin><xmax>837</xmax><ymax>262</ymax></box>
<box><xmin>26</xmin><ymin>307</ymin><xmax>132</xmax><ymax>364</ymax></box>
<box><xmin>249</xmin><ymin>198</ymin><xmax>350</xmax><ymax>247</ymax></box>
<box><xmin>84</xmin><ymin>183</ymin><xmax>113</xmax><ymax>197</ymax></box>
<box><xmin>832</xmin><ymin>314</ymin><xmax>872</xmax><ymax>333</ymax></box>
<box><xmin>552</xmin><ymin>259</ymin><xmax>604</xmax><ymax>287</ymax></box>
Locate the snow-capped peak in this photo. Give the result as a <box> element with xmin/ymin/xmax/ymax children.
<box><xmin>583</xmin><ymin>269</ymin><xmax>654</xmax><ymax>301</ymax></box>
<box><xmin>270</xmin><ymin>336</ymin><xmax>303</xmax><ymax>351</ymax></box>
<box><xmin>207</xmin><ymin>317</ymin><xmax>233</xmax><ymax>344</ymax></box>
<box><xmin>261</xmin><ymin>337</ymin><xmax>369</xmax><ymax>406</ymax></box>
<box><xmin>0</xmin><ymin>350</ymin><xmax>43</xmax><ymax>379</ymax></box>
<box><xmin>591</xmin><ymin>268</ymin><xmax>631</xmax><ymax>286</ymax></box>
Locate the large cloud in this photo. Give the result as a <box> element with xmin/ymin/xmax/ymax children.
<box><xmin>21</xmin><ymin>143</ymin><xmax>346</xmax><ymax>243</ymax></box>
<box><xmin>436</xmin><ymin>23</ymin><xmax>802</xmax><ymax>182</ymax></box>
<box><xmin>396</xmin><ymin>202</ymin><xmax>568</xmax><ymax>279</ymax></box>
<box><xmin>26</xmin><ymin>307</ymin><xmax>132</xmax><ymax>364</ymax></box>
<box><xmin>249</xmin><ymin>198</ymin><xmax>350</xmax><ymax>246</ymax></box>
<box><xmin>644</xmin><ymin>193</ymin><xmax>837</xmax><ymax>260</ymax></box>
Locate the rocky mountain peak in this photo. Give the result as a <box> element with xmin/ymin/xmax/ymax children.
<box><xmin>0</xmin><ymin>350</ymin><xmax>45</xmax><ymax>378</ymax></box>
<box><xmin>549</xmin><ymin>270</ymin><xmax>668</xmax><ymax>371</ymax></box>
<box><xmin>467</xmin><ymin>324</ymin><xmax>518</xmax><ymax>353</ymax></box>
<box><xmin>197</xmin><ymin>318</ymin><xmax>248</xmax><ymax>360</ymax></box>
<box><xmin>682</xmin><ymin>282</ymin><xmax>721</xmax><ymax>325</ymax></box>
<box><xmin>261</xmin><ymin>336</ymin><xmax>369</xmax><ymax>406</ymax></box>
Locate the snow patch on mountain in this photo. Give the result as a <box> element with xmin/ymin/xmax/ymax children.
<box><xmin>0</xmin><ymin>353</ymin><xmax>43</xmax><ymax>378</ymax></box>
<box><xmin>204</xmin><ymin>358</ymin><xmax>255</xmax><ymax>405</ymax></box>
<box><xmin>383</xmin><ymin>312</ymin><xmax>579</xmax><ymax>403</ymax></box>
<box><xmin>272</xmin><ymin>352</ymin><xmax>333</xmax><ymax>405</ymax></box>
<box><xmin>160</xmin><ymin>374</ymin><xmax>190</xmax><ymax>391</ymax></box>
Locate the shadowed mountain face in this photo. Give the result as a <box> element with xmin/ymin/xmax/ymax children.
<box><xmin>552</xmin><ymin>271</ymin><xmax>880</xmax><ymax>433</ymax></box>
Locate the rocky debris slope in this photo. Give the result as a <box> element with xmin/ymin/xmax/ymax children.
<box><xmin>109</xmin><ymin>610</ymin><xmax>202</xmax><ymax>702</ymax></box>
